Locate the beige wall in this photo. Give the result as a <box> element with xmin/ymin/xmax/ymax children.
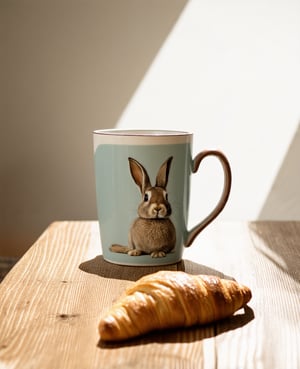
<box><xmin>1</xmin><ymin>0</ymin><xmax>187</xmax><ymax>256</ymax></box>
<box><xmin>2</xmin><ymin>0</ymin><xmax>299</xmax><ymax>257</ymax></box>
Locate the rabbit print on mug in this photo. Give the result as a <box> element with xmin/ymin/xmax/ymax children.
<box><xmin>110</xmin><ymin>157</ymin><xmax>176</xmax><ymax>258</ymax></box>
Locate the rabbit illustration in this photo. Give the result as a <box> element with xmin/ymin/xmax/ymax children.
<box><xmin>110</xmin><ymin>156</ymin><xmax>176</xmax><ymax>258</ymax></box>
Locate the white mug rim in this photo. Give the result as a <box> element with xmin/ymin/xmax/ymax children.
<box><xmin>93</xmin><ymin>129</ymin><xmax>192</xmax><ymax>137</ymax></box>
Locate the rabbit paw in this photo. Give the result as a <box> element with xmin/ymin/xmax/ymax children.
<box><xmin>128</xmin><ymin>249</ymin><xmax>142</xmax><ymax>256</ymax></box>
<box><xmin>151</xmin><ymin>251</ymin><xmax>166</xmax><ymax>258</ymax></box>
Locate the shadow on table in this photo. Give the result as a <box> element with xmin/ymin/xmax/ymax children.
<box><xmin>79</xmin><ymin>256</ymin><xmax>254</xmax><ymax>347</ymax></box>
<box><xmin>79</xmin><ymin>255</ymin><xmax>233</xmax><ymax>281</ymax></box>
<box><xmin>249</xmin><ymin>222</ymin><xmax>300</xmax><ymax>285</ymax></box>
<box><xmin>97</xmin><ymin>305</ymin><xmax>255</xmax><ymax>349</ymax></box>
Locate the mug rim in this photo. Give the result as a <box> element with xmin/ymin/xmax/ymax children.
<box><xmin>93</xmin><ymin>129</ymin><xmax>192</xmax><ymax>137</ymax></box>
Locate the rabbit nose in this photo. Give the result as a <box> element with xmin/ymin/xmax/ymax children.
<box><xmin>155</xmin><ymin>205</ymin><xmax>162</xmax><ymax>213</ymax></box>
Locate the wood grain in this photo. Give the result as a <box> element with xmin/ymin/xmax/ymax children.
<box><xmin>0</xmin><ymin>221</ymin><xmax>299</xmax><ymax>369</ymax></box>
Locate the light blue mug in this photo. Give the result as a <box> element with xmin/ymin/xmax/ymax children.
<box><xmin>93</xmin><ymin>129</ymin><xmax>231</xmax><ymax>266</ymax></box>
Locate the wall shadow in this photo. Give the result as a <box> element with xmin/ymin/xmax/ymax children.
<box><xmin>1</xmin><ymin>0</ymin><xmax>189</xmax><ymax>256</ymax></box>
<box><xmin>258</xmin><ymin>123</ymin><xmax>300</xmax><ymax>220</ymax></box>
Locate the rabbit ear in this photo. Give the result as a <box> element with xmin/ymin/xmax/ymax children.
<box><xmin>155</xmin><ymin>156</ymin><xmax>173</xmax><ymax>189</ymax></box>
<box><xmin>128</xmin><ymin>158</ymin><xmax>151</xmax><ymax>193</ymax></box>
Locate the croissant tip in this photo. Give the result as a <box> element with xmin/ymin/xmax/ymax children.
<box><xmin>244</xmin><ymin>285</ymin><xmax>252</xmax><ymax>305</ymax></box>
<box><xmin>99</xmin><ymin>317</ymin><xmax>117</xmax><ymax>341</ymax></box>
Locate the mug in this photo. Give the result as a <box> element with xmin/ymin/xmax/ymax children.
<box><xmin>93</xmin><ymin>129</ymin><xmax>231</xmax><ymax>266</ymax></box>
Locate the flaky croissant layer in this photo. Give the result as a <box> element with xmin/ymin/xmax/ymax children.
<box><xmin>99</xmin><ymin>271</ymin><xmax>252</xmax><ymax>341</ymax></box>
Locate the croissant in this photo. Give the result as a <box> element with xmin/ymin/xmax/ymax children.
<box><xmin>99</xmin><ymin>271</ymin><xmax>252</xmax><ymax>341</ymax></box>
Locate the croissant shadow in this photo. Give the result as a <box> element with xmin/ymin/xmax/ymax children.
<box><xmin>79</xmin><ymin>257</ymin><xmax>254</xmax><ymax>348</ymax></box>
<box><xmin>97</xmin><ymin>305</ymin><xmax>254</xmax><ymax>349</ymax></box>
<box><xmin>79</xmin><ymin>255</ymin><xmax>233</xmax><ymax>281</ymax></box>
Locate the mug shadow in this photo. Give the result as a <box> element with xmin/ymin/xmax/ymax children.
<box><xmin>79</xmin><ymin>255</ymin><xmax>234</xmax><ymax>281</ymax></box>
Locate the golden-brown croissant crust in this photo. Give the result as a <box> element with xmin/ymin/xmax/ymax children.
<box><xmin>99</xmin><ymin>271</ymin><xmax>252</xmax><ymax>341</ymax></box>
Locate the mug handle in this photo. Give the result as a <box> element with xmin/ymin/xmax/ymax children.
<box><xmin>184</xmin><ymin>150</ymin><xmax>232</xmax><ymax>247</ymax></box>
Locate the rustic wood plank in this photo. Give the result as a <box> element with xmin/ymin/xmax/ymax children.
<box><xmin>0</xmin><ymin>222</ymin><xmax>103</xmax><ymax>368</ymax></box>
<box><xmin>190</xmin><ymin>221</ymin><xmax>300</xmax><ymax>369</ymax></box>
<box><xmin>182</xmin><ymin>221</ymin><xmax>300</xmax><ymax>369</ymax></box>
<box><xmin>0</xmin><ymin>221</ymin><xmax>299</xmax><ymax>369</ymax></box>
<box><xmin>0</xmin><ymin>222</ymin><xmax>213</xmax><ymax>369</ymax></box>
<box><xmin>244</xmin><ymin>221</ymin><xmax>300</xmax><ymax>369</ymax></box>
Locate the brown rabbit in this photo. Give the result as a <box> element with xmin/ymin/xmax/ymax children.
<box><xmin>110</xmin><ymin>157</ymin><xmax>176</xmax><ymax>258</ymax></box>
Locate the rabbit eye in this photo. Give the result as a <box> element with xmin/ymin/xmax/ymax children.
<box><xmin>144</xmin><ymin>193</ymin><xmax>149</xmax><ymax>202</ymax></box>
<box><xmin>165</xmin><ymin>193</ymin><xmax>168</xmax><ymax>201</ymax></box>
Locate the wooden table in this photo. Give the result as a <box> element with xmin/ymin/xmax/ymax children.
<box><xmin>0</xmin><ymin>221</ymin><xmax>299</xmax><ymax>369</ymax></box>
